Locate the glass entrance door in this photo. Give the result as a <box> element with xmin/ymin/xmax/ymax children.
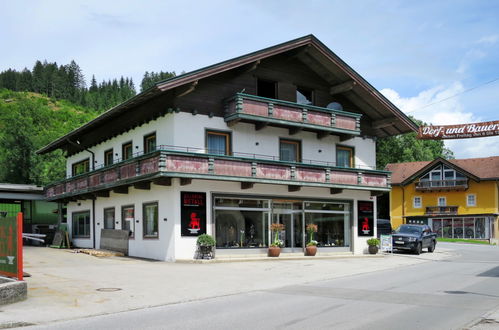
<box><xmin>272</xmin><ymin>211</ymin><xmax>303</xmax><ymax>252</ymax></box>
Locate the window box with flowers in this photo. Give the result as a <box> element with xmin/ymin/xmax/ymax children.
<box><xmin>305</xmin><ymin>223</ymin><xmax>318</xmax><ymax>256</ymax></box>
<box><xmin>268</xmin><ymin>223</ymin><xmax>285</xmax><ymax>257</ymax></box>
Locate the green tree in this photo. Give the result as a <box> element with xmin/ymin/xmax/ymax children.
<box><xmin>140</xmin><ymin>70</ymin><xmax>176</xmax><ymax>92</ymax></box>
<box><xmin>376</xmin><ymin>117</ymin><xmax>454</xmax><ymax>169</ymax></box>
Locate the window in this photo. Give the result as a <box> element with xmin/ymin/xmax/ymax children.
<box><xmin>72</xmin><ymin>211</ymin><xmax>90</xmax><ymax>238</ymax></box>
<box><xmin>467</xmin><ymin>194</ymin><xmax>476</xmax><ymax>207</ymax></box>
<box><xmin>144</xmin><ymin>133</ymin><xmax>156</xmax><ymax>154</ymax></box>
<box><xmin>257</xmin><ymin>79</ymin><xmax>277</xmax><ymax>99</ymax></box>
<box><xmin>438</xmin><ymin>197</ymin><xmax>446</xmax><ymax>207</ymax></box>
<box><xmin>279</xmin><ymin>139</ymin><xmax>301</xmax><ymax>162</ymax></box>
<box><xmin>336</xmin><ymin>146</ymin><xmax>354</xmax><ymax>168</ymax></box>
<box><xmin>104</xmin><ymin>149</ymin><xmax>114</xmax><ymax>166</ymax></box>
<box><xmin>72</xmin><ymin>159</ymin><xmax>90</xmax><ymax>176</ymax></box>
<box><xmin>420</xmin><ymin>165</ymin><xmax>466</xmax><ymax>187</ymax></box>
<box><xmin>122</xmin><ymin>142</ymin><xmax>133</xmax><ymax>160</ymax></box>
<box><xmin>103</xmin><ymin>207</ymin><xmax>115</xmax><ymax>229</ymax></box>
<box><xmin>413</xmin><ymin>196</ymin><xmax>422</xmax><ymax>208</ymax></box>
<box><xmin>206</xmin><ymin>130</ymin><xmax>231</xmax><ymax>155</ymax></box>
<box><xmin>296</xmin><ymin>86</ymin><xmax>313</xmax><ymax>105</ymax></box>
<box><xmin>143</xmin><ymin>202</ymin><xmax>158</xmax><ymax>238</ymax></box>
<box><xmin>122</xmin><ymin>205</ymin><xmax>135</xmax><ymax>238</ymax></box>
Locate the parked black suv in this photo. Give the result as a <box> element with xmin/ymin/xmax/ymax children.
<box><xmin>392</xmin><ymin>224</ymin><xmax>437</xmax><ymax>255</ymax></box>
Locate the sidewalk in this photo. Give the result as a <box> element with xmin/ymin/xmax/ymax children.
<box><xmin>0</xmin><ymin>246</ymin><xmax>454</xmax><ymax>327</ymax></box>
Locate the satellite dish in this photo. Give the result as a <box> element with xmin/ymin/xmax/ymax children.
<box><xmin>327</xmin><ymin>102</ymin><xmax>343</xmax><ymax>111</ymax></box>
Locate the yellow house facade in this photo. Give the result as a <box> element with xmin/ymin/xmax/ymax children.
<box><xmin>386</xmin><ymin>156</ymin><xmax>499</xmax><ymax>243</ymax></box>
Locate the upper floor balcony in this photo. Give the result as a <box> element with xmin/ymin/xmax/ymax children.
<box><xmin>45</xmin><ymin>146</ymin><xmax>390</xmax><ymax>201</ymax></box>
<box><xmin>415</xmin><ymin>179</ymin><xmax>469</xmax><ymax>192</ymax></box>
<box><xmin>224</xmin><ymin>93</ymin><xmax>361</xmax><ymax>139</ymax></box>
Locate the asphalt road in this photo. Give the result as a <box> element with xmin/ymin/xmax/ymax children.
<box><xmin>25</xmin><ymin>243</ymin><xmax>499</xmax><ymax>330</ymax></box>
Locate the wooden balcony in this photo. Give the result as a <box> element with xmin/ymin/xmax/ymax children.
<box><xmin>224</xmin><ymin>93</ymin><xmax>361</xmax><ymax>139</ymax></box>
<box><xmin>415</xmin><ymin>179</ymin><xmax>468</xmax><ymax>192</ymax></box>
<box><xmin>45</xmin><ymin>147</ymin><xmax>390</xmax><ymax>201</ymax></box>
<box><xmin>425</xmin><ymin>206</ymin><xmax>459</xmax><ymax>216</ymax></box>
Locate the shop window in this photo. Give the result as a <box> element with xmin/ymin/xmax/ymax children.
<box><xmin>336</xmin><ymin>146</ymin><xmax>354</xmax><ymax>168</ymax></box>
<box><xmin>206</xmin><ymin>130</ymin><xmax>231</xmax><ymax>155</ymax></box>
<box><xmin>438</xmin><ymin>197</ymin><xmax>446</xmax><ymax>206</ymax></box>
<box><xmin>122</xmin><ymin>205</ymin><xmax>135</xmax><ymax>238</ymax></box>
<box><xmin>72</xmin><ymin>211</ymin><xmax>90</xmax><ymax>238</ymax></box>
<box><xmin>103</xmin><ymin>207</ymin><xmax>115</xmax><ymax>229</ymax></box>
<box><xmin>122</xmin><ymin>142</ymin><xmax>133</xmax><ymax>160</ymax></box>
<box><xmin>279</xmin><ymin>139</ymin><xmax>301</xmax><ymax>162</ymax></box>
<box><xmin>257</xmin><ymin>79</ymin><xmax>277</xmax><ymax>99</ymax></box>
<box><xmin>144</xmin><ymin>133</ymin><xmax>156</xmax><ymax>154</ymax></box>
<box><xmin>143</xmin><ymin>202</ymin><xmax>158</xmax><ymax>238</ymax></box>
<box><xmin>413</xmin><ymin>196</ymin><xmax>422</xmax><ymax>208</ymax></box>
<box><xmin>466</xmin><ymin>194</ymin><xmax>476</xmax><ymax>207</ymax></box>
<box><xmin>296</xmin><ymin>86</ymin><xmax>313</xmax><ymax>105</ymax></box>
<box><xmin>72</xmin><ymin>159</ymin><xmax>90</xmax><ymax>176</ymax></box>
<box><xmin>104</xmin><ymin>149</ymin><xmax>114</xmax><ymax>166</ymax></box>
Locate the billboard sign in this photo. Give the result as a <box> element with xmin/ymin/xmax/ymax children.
<box><xmin>0</xmin><ymin>213</ymin><xmax>23</xmax><ymax>280</ymax></box>
<box><xmin>357</xmin><ymin>201</ymin><xmax>374</xmax><ymax>237</ymax></box>
<box><xmin>181</xmin><ymin>192</ymin><xmax>207</xmax><ymax>237</ymax></box>
<box><xmin>417</xmin><ymin>120</ymin><xmax>499</xmax><ymax>140</ymax></box>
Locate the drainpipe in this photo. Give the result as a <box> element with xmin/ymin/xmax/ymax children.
<box><xmin>67</xmin><ymin>138</ymin><xmax>97</xmax><ymax>248</ymax></box>
<box><xmin>401</xmin><ymin>186</ymin><xmax>406</xmax><ymax>224</ymax></box>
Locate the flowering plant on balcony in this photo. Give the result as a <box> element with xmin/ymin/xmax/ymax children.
<box><xmin>306</xmin><ymin>223</ymin><xmax>318</xmax><ymax>246</ymax></box>
<box><xmin>270</xmin><ymin>223</ymin><xmax>285</xmax><ymax>247</ymax></box>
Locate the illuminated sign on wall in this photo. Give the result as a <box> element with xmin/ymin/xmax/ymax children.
<box><xmin>181</xmin><ymin>192</ymin><xmax>206</xmax><ymax>237</ymax></box>
<box><xmin>357</xmin><ymin>201</ymin><xmax>374</xmax><ymax>237</ymax></box>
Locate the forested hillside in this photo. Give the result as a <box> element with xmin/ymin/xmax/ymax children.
<box><xmin>0</xmin><ymin>89</ymin><xmax>97</xmax><ymax>185</ymax></box>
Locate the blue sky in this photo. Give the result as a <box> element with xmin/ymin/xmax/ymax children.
<box><xmin>1</xmin><ymin>0</ymin><xmax>498</xmax><ymax>158</ymax></box>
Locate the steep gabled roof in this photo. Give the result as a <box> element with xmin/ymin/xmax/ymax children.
<box><xmin>386</xmin><ymin>156</ymin><xmax>499</xmax><ymax>185</ymax></box>
<box><xmin>38</xmin><ymin>35</ymin><xmax>417</xmax><ymax>155</ymax></box>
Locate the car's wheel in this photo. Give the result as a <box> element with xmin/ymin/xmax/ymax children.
<box><xmin>414</xmin><ymin>243</ymin><xmax>422</xmax><ymax>255</ymax></box>
<box><xmin>428</xmin><ymin>240</ymin><xmax>435</xmax><ymax>253</ymax></box>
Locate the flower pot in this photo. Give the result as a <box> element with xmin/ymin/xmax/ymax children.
<box><xmin>268</xmin><ymin>246</ymin><xmax>281</xmax><ymax>257</ymax></box>
<box><xmin>305</xmin><ymin>245</ymin><xmax>317</xmax><ymax>256</ymax></box>
<box><xmin>368</xmin><ymin>245</ymin><xmax>379</xmax><ymax>254</ymax></box>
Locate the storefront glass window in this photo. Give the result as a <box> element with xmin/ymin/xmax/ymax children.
<box><xmin>143</xmin><ymin>202</ymin><xmax>158</xmax><ymax>238</ymax></box>
<box><xmin>464</xmin><ymin>218</ymin><xmax>475</xmax><ymax>238</ymax></box>
<box><xmin>475</xmin><ymin>218</ymin><xmax>486</xmax><ymax>239</ymax></box>
<box><xmin>442</xmin><ymin>218</ymin><xmax>452</xmax><ymax>238</ymax></box>
<box><xmin>305</xmin><ymin>213</ymin><xmax>349</xmax><ymax>247</ymax></box>
<box><xmin>122</xmin><ymin>205</ymin><xmax>135</xmax><ymax>238</ymax></box>
<box><xmin>304</xmin><ymin>202</ymin><xmax>348</xmax><ymax>212</ymax></box>
<box><xmin>453</xmin><ymin>218</ymin><xmax>464</xmax><ymax>238</ymax></box>
<box><xmin>104</xmin><ymin>208</ymin><xmax>115</xmax><ymax>229</ymax></box>
<box><xmin>215</xmin><ymin>210</ymin><xmax>269</xmax><ymax>248</ymax></box>
<box><xmin>215</xmin><ymin>198</ymin><xmax>269</xmax><ymax>209</ymax></box>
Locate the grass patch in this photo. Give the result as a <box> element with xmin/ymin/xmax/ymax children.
<box><xmin>437</xmin><ymin>238</ymin><xmax>490</xmax><ymax>245</ymax></box>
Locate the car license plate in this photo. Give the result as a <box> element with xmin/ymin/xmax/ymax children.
<box><xmin>394</xmin><ymin>241</ymin><xmax>405</xmax><ymax>244</ymax></box>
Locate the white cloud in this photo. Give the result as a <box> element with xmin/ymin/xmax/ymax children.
<box><xmin>381</xmin><ymin>83</ymin><xmax>499</xmax><ymax>159</ymax></box>
<box><xmin>476</xmin><ymin>35</ymin><xmax>499</xmax><ymax>44</ymax></box>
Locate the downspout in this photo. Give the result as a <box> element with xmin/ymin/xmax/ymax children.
<box><xmin>67</xmin><ymin>138</ymin><xmax>96</xmax><ymax>247</ymax></box>
<box><xmin>401</xmin><ymin>185</ymin><xmax>406</xmax><ymax>224</ymax></box>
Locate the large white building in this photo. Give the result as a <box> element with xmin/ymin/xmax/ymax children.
<box><xmin>38</xmin><ymin>35</ymin><xmax>417</xmax><ymax>261</ymax></box>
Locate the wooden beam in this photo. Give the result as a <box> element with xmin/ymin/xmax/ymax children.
<box><xmin>330</xmin><ymin>188</ymin><xmax>343</xmax><ymax>194</ymax></box>
<box><xmin>289</xmin><ymin>127</ymin><xmax>302</xmax><ymax>135</ymax></box>
<box><xmin>95</xmin><ymin>190</ymin><xmax>110</xmax><ymax>198</ymax></box>
<box><xmin>80</xmin><ymin>193</ymin><xmax>96</xmax><ymax>200</ymax></box>
<box><xmin>372</xmin><ymin>117</ymin><xmax>397</xmax><ymax>129</ymax></box>
<box><xmin>288</xmin><ymin>185</ymin><xmax>301</xmax><ymax>192</ymax></box>
<box><xmin>241</xmin><ymin>182</ymin><xmax>254</xmax><ymax>190</ymax></box>
<box><xmin>317</xmin><ymin>131</ymin><xmax>330</xmax><ymax>139</ymax></box>
<box><xmin>240</xmin><ymin>60</ymin><xmax>260</xmax><ymax>74</ymax></box>
<box><xmin>113</xmin><ymin>186</ymin><xmax>129</xmax><ymax>194</ymax></box>
<box><xmin>227</xmin><ymin>118</ymin><xmax>241</xmax><ymax>127</ymax></box>
<box><xmin>176</xmin><ymin>80</ymin><xmax>198</xmax><ymax>98</ymax></box>
<box><xmin>330</xmin><ymin>81</ymin><xmax>357</xmax><ymax>95</ymax></box>
<box><xmin>153</xmin><ymin>177</ymin><xmax>172</xmax><ymax>186</ymax></box>
<box><xmin>255</xmin><ymin>122</ymin><xmax>268</xmax><ymax>131</ymax></box>
<box><xmin>371</xmin><ymin>190</ymin><xmax>384</xmax><ymax>197</ymax></box>
<box><xmin>339</xmin><ymin>134</ymin><xmax>352</xmax><ymax>142</ymax></box>
<box><xmin>180</xmin><ymin>178</ymin><xmax>192</xmax><ymax>186</ymax></box>
<box><xmin>133</xmin><ymin>181</ymin><xmax>151</xmax><ymax>190</ymax></box>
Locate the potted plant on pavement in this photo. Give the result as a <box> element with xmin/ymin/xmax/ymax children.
<box><xmin>305</xmin><ymin>223</ymin><xmax>318</xmax><ymax>256</ymax></box>
<box><xmin>367</xmin><ymin>238</ymin><xmax>380</xmax><ymax>254</ymax></box>
<box><xmin>196</xmin><ymin>234</ymin><xmax>216</xmax><ymax>259</ymax></box>
<box><xmin>268</xmin><ymin>223</ymin><xmax>285</xmax><ymax>257</ymax></box>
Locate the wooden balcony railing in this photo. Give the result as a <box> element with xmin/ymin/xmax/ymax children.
<box><xmin>416</xmin><ymin>179</ymin><xmax>468</xmax><ymax>191</ymax></box>
<box><xmin>425</xmin><ymin>206</ymin><xmax>459</xmax><ymax>215</ymax></box>
<box><xmin>45</xmin><ymin>147</ymin><xmax>390</xmax><ymax>201</ymax></box>
<box><xmin>224</xmin><ymin>93</ymin><xmax>361</xmax><ymax>137</ymax></box>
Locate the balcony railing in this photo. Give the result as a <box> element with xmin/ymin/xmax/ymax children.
<box><xmin>425</xmin><ymin>206</ymin><xmax>459</xmax><ymax>215</ymax></box>
<box><xmin>45</xmin><ymin>146</ymin><xmax>390</xmax><ymax>201</ymax></box>
<box><xmin>224</xmin><ymin>93</ymin><xmax>361</xmax><ymax>137</ymax></box>
<box><xmin>416</xmin><ymin>179</ymin><xmax>468</xmax><ymax>191</ymax></box>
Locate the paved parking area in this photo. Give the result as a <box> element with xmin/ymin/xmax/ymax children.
<box><xmin>0</xmin><ymin>246</ymin><xmax>455</xmax><ymax>327</ymax></box>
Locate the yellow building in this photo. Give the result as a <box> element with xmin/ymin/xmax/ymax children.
<box><xmin>386</xmin><ymin>156</ymin><xmax>499</xmax><ymax>243</ymax></box>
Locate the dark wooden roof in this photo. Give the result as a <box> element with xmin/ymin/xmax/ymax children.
<box><xmin>38</xmin><ymin>34</ymin><xmax>418</xmax><ymax>155</ymax></box>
